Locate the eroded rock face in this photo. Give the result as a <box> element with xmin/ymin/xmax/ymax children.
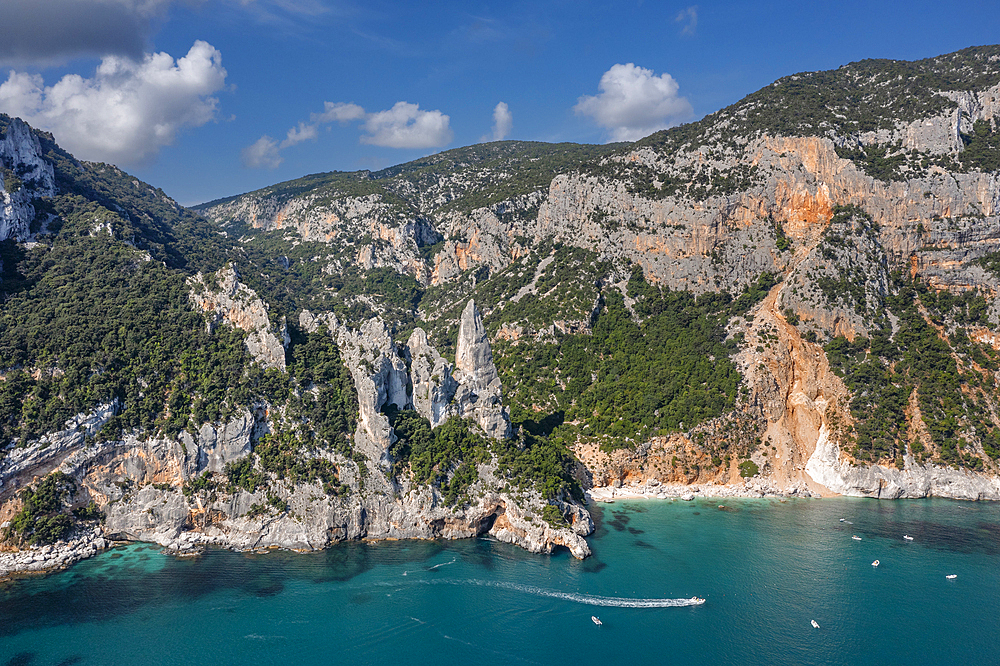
<box><xmin>0</xmin><ymin>118</ymin><xmax>56</xmax><ymax>242</ymax></box>
<box><xmin>452</xmin><ymin>300</ymin><xmax>511</xmax><ymax>439</ymax></box>
<box><xmin>188</xmin><ymin>265</ymin><xmax>289</xmax><ymax>371</ymax></box>
<box><xmin>406</xmin><ymin>327</ymin><xmax>458</xmax><ymax>427</ymax></box>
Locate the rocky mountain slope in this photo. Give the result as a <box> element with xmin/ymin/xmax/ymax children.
<box><xmin>4</xmin><ymin>45</ymin><xmax>1000</xmax><ymax>574</ymax></box>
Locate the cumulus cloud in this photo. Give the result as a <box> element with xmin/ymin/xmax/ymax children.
<box><xmin>244</xmin><ymin>100</ymin><xmax>451</xmax><ymax>168</ymax></box>
<box><xmin>485</xmin><ymin>102</ymin><xmax>512</xmax><ymax>142</ymax></box>
<box><xmin>574</xmin><ymin>63</ymin><xmax>693</xmax><ymax>142</ymax></box>
<box><xmin>0</xmin><ymin>40</ymin><xmax>228</xmax><ymax>165</ymax></box>
<box><xmin>675</xmin><ymin>5</ymin><xmax>698</xmax><ymax>36</ymax></box>
<box><xmin>361</xmin><ymin>102</ymin><xmax>452</xmax><ymax>149</ymax></box>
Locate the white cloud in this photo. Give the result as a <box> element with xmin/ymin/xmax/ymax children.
<box><xmin>361</xmin><ymin>102</ymin><xmax>452</xmax><ymax>149</ymax></box>
<box><xmin>0</xmin><ymin>40</ymin><xmax>227</xmax><ymax>165</ymax></box>
<box><xmin>574</xmin><ymin>63</ymin><xmax>693</xmax><ymax>142</ymax></box>
<box><xmin>675</xmin><ymin>5</ymin><xmax>698</xmax><ymax>36</ymax></box>
<box><xmin>486</xmin><ymin>102</ymin><xmax>512</xmax><ymax>141</ymax></box>
<box><xmin>244</xmin><ymin>100</ymin><xmax>452</xmax><ymax>169</ymax></box>
<box><xmin>242</xmin><ymin>135</ymin><xmax>282</xmax><ymax>169</ymax></box>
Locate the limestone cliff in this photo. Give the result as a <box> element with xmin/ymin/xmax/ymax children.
<box><xmin>0</xmin><ymin>117</ymin><xmax>56</xmax><ymax>242</ymax></box>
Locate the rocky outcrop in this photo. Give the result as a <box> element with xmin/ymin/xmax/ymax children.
<box><xmin>404</xmin><ymin>301</ymin><xmax>511</xmax><ymax>439</ymax></box>
<box><xmin>452</xmin><ymin>300</ymin><xmax>511</xmax><ymax>439</ymax></box>
<box><xmin>189</xmin><ymin>264</ymin><xmax>289</xmax><ymax>370</ymax></box>
<box><xmin>806</xmin><ymin>425</ymin><xmax>1000</xmax><ymax>500</ymax></box>
<box><xmin>0</xmin><ymin>117</ymin><xmax>56</xmax><ymax>242</ymax></box>
<box><xmin>405</xmin><ymin>327</ymin><xmax>458</xmax><ymax>427</ymax></box>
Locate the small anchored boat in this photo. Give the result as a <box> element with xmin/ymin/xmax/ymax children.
<box><xmin>946</xmin><ymin>574</ymin><xmax>957</xmax><ymax>579</ymax></box>
<box><xmin>872</xmin><ymin>560</ymin><xmax>880</xmax><ymax>567</ymax></box>
<box><xmin>592</xmin><ymin>616</ymin><xmax>602</xmax><ymax>626</ymax></box>
<box><xmin>811</xmin><ymin>620</ymin><xmax>820</xmax><ymax>629</ymax></box>
<box><xmin>903</xmin><ymin>535</ymin><xmax>914</xmax><ymax>541</ymax></box>
<box><xmin>852</xmin><ymin>535</ymin><xmax>862</xmax><ymax>541</ymax></box>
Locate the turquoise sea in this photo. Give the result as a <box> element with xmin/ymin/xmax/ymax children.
<box><xmin>2</xmin><ymin>497</ymin><xmax>999</xmax><ymax>666</ymax></box>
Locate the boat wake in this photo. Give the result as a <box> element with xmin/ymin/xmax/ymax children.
<box><xmin>465</xmin><ymin>580</ymin><xmax>705</xmax><ymax>607</ymax></box>
<box><xmin>428</xmin><ymin>558</ymin><xmax>457</xmax><ymax>571</ymax></box>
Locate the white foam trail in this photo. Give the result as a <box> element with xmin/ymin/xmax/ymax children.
<box><xmin>466</xmin><ymin>580</ymin><xmax>705</xmax><ymax>608</ymax></box>
<box><xmin>428</xmin><ymin>558</ymin><xmax>457</xmax><ymax>571</ymax></box>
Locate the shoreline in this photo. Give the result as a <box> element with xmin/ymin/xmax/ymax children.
<box><xmin>586</xmin><ymin>479</ymin><xmax>822</xmax><ymax>503</ymax></box>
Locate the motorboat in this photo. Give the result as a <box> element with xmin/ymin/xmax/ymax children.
<box><xmin>690</xmin><ymin>597</ymin><xmax>706</xmax><ymax>604</ymax></box>
<box><xmin>852</xmin><ymin>535</ymin><xmax>862</xmax><ymax>541</ymax></box>
<box><xmin>839</xmin><ymin>518</ymin><xmax>845</xmax><ymax>522</ymax></box>
<box><xmin>872</xmin><ymin>560</ymin><xmax>880</xmax><ymax>567</ymax></box>
<box><xmin>592</xmin><ymin>616</ymin><xmax>602</xmax><ymax>626</ymax></box>
<box><xmin>903</xmin><ymin>535</ymin><xmax>914</xmax><ymax>540</ymax></box>
<box><xmin>946</xmin><ymin>574</ymin><xmax>957</xmax><ymax>579</ymax></box>
<box><xmin>811</xmin><ymin>620</ymin><xmax>820</xmax><ymax>629</ymax></box>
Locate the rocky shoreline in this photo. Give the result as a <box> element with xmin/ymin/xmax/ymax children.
<box><xmin>0</xmin><ymin>527</ymin><xmax>108</xmax><ymax>580</ymax></box>
<box><xmin>587</xmin><ymin>478</ymin><xmax>822</xmax><ymax>502</ymax></box>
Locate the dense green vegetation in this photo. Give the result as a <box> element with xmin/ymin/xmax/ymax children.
<box><xmin>2</xmin><ymin>472</ymin><xmax>97</xmax><ymax>545</ymax></box>
<box><xmin>959</xmin><ymin>119</ymin><xmax>1000</xmax><ymax>172</ymax></box>
<box><xmin>0</xmin><ymin>142</ymin><xmax>358</xmax><ymax>471</ymax></box>
<box><xmin>387</xmin><ymin>407</ymin><xmax>582</xmax><ymax>503</ymax></box>
<box><xmin>825</xmin><ymin>272</ymin><xmax>998</xmax><ymax>467</ymax></box>
<box><xmin>496</xmin><ymin>268</ymin><xmax>774</xmax><ymax>450</ymax></box>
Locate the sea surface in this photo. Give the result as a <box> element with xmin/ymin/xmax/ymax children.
<box><xmin>2</xmin><ymin>497</ymin><xmax>1000</xmax><ymax>666</ymax></box>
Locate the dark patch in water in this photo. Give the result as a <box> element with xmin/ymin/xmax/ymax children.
<box><xmin>54</xmin><ymin>658</ymin><xmax>82</xmax><ymax>666</ymax></box>
<box><xmin>634</xmin><ymin>540</ymin><xmax>655</xmax><ymax>549</ymax></box>
<box><xmin>693</xmin><ymin>512</ymin><xmax>700</xmax><ymax>515</ymax></box>
<box><xmin>627</xmin><ymin>527</ymin><xmax>645</xmax><ymax>535</ymax></box>
<box><xmin>109</xmin><ymin>553</ymin><xmax>123</xmax><ymax>559</ymax></box>
<box><xmin>4</xmin><ymin>653</ymin><xmax>34</xmax><ymax>666</ymax></box>
<box><xmin>349</xmin><ymin>592</ymin><xmax>373</xmax><ymax>605</ymax></box>
<box><xmin>581</xmin><ymin>558</ymin><xmax>608</xmax><ymax>574</ymax></box>
<box><xmin>610</xmin><ymin>512</ymin><xmax>631</xmax><ymax>524</ymax></box>
<box><xmin>247</xmin><ymin>578</ymin><xmax>284</xmax><ymax>597</ymax></box>
<box><xmin>607</xmin><ymin>520</ymin><xmax>627</xmax><ymax>532</ymax></box>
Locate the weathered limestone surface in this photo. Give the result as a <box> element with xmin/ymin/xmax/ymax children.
<box><xmin>0</xmin><ymin>118</ymin><xmax>56</xmax><ymax>241</ymax></box>
<box><xmin>188</xmin><ymin>265</ymin><xmax>289</xmax><ymax>370</ymax></box>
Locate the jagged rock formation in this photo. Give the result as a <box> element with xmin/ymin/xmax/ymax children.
<box><xmin>405</xmin><ymin>301</ymin><xmax>511</xmax><ymax>439</ymax></box>
<box><xmin>406</xmin><ymin>327</ymin><xmax>459</xmax><ymax>427</ymax></box>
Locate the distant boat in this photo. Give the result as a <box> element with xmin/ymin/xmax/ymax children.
<box><xmin>904</xmin><ymin>535</ymin><xmax>914</xmax><ymax>541</ymax></box>
<box><xmin>839</xmin><ymin>518</ymin><xmax>845</xmax><ymax>522</ymax></box>
<box><xmin>872</xmin><ymin>560</ymin><xmax>880</xmax><ymax>567</ymax></box>
<box><xmin>811</xmin><ymin>619</ymin><xmax>820</xmax><ymax>629</ymax></box>
<box><xmin>592</xmin><ymin>616</ymin><xmax>602</xmax><ymax>626</ymax></box>
<box><xmin>946</xmin><ymin>574</ymin><xmax>957</xmax><ymax>579</ymax></box>
<box><xmin>690</xmin><ymin>597</ymin><xmax>706</xmax><ymax>604</ymax></box>
<box><xmin>852</xmin><ymin>535</ymin><xmax>862</xmax><ymax>541</ymax></box>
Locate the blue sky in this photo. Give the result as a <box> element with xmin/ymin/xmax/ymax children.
<box><xmin>1</xmin><ymin>0</ymin><xmax>998</xmax><ymax>206</ymax></box>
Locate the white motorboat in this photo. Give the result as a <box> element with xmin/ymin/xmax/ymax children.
<box><xmin>852</xmin><ymin>535</ymin><xmax>862</xmax><ymax>541</ymax></box>
<box><xmin>811</xmin><ymin>620</ymin><xmax>820</xmax><ymax>629</ymax></box>
<box><xmin>903</xmin><ymin>535</ymin><xmax>914</xmax><ymax>540</ymax></box>
<box><xmin>872</xmin><ymin>560</ymin><xmax>880</xmax><ymax>567</ymax></box>
<box><xmin>946</xmin><ymin>574</ymin><xmax>957</xmax><ymax>579</ymax></box>
<box><xmin>690</xmin><ymin>597</ymin><xmax>706</xmax><ymax>604</ymax></box>
<box><xmin>592</xmin><ymin>616</ymin><xmax>602</xmax><ymax>626</ymax></box>
<box><xmin>839</xmin><ymin>518</ymin><xmax>845</xmax><ymax>522</ymax></box>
